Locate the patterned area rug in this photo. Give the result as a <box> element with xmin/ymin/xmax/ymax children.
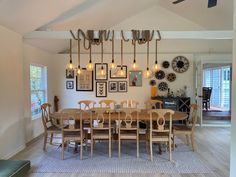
<box><xmin>33</xmin><ymin>139</ymin><xmax>213</xmax><ymax>174</ymax></box>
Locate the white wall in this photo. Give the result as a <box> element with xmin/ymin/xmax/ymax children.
<box><xmin>230</xmin><ymin>0</ymin><xmax>236</xmax><ymax>176</ymax></box>
<box><xmin>52</xmin><ymin>53</ymin><xmax>194</xmax><ymax>109</ymax></box>
<box><xmin>23</xmin><ymin>43</ymin><xmax>54</xmax><ymax>143</ymax></box>
<box><xmin>0</xmin><ymin>25</ymin><xmax>24</xmax><ymax>159</ymax></box>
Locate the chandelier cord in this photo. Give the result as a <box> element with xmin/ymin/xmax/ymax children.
<box><xmin>112</xmin><ymin>30</ymin><xmax>114</xmax><ymax>62</ymax></box>
<box><xmin>133</xmin><ymin>40</ymin><xmax>136</xmax><ymax>62</ymax></box>
<box><xmin>155</xmin><ymin>39</ymin><xmax>158</xmax><ymax>63</ymax></box>
<box><xmin>121</xmin><ymin>40</ymin><xmax>123</xmax><ymax>68</ymax></box>
<box><xmin>147</xmin><ymin>40</ymin><xmax>149</xmax><ymax>69</ymax></box>
<box><xmin>101</xmin><ymin>40</ymin><xmax>103</xmax><ymax>65</ymax></box>
<box><xmin>69</xmin><ymin>39</ymin><xmax>72</xmax><ymax>63</ymax></box>
<box><xmin>89</xmin><ymin>41</ymin><xmax>92</xmax><ymax>63</ymax></box>
<box><xmin>77</xmin><ymin>30</ymin><xmax>80</xmax><ymax>68</ymax></box>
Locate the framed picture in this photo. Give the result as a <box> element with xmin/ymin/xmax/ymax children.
<box><xmin>95</xmin><ymin>63</ymin><xmax>108</xmax><ymax>80</ymax></box>
<box><xmin>76</xmin><ymin>69</ymin><xmax>93</xmax><ymax>91</ymax></box>
<box><xmin>96</xmin><ymin>82</ymin><xmax>107</xmax><ymax>97</ymax></box>
<box><xmin>118</xmin><ymin>81</ymin><xmax>127</xmax><ymax>92</ymax></box>
<box><xmin>110</xmin><ymin>65</ymin><xmax>127</xmax><ymax>79</ymax></box>
<box><xmin>66</xmin><ymin>69</ymin><xmax>74</xmax><ymax>79</ymax></box>
<box><xmin>66</xmin><ymin>81</ymin><xmax>74</xmax><ymax>89</ymax></box>
<box><xmin>129</xmin><ymin>70</ymin><xmax>142</xmax><ymax>87</ymax></box>
<box><xmin>108</xmin><ymin>81</ymin><xmax>118</xmax><ymax>93</ymax></box>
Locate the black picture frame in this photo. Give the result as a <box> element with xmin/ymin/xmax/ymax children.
<box><xmin>66</xmin><ymin>69</ymin><xmax>74</xmax><ymax>79</ymax></box>
<box><xmin>66</xmin><ymin>81</ymin><xmax>74</xmax><ymax>89</ymax></box>
<box><xmin>95</xmin><ymin>63</ymin><xmax>108</xmax><ymax>80</ymax></box>
<box><xmin>96</xmin><ymin>82</ymin><xmax>107</xmax><ymax>97</ymax></box>
<box><xmin>76</xmin><ymin>68</ymin><xmax>93</xmax><ymax>91</ymax></box>
<box><xmin>108</xmin><ymin>81</ymin><xmax>118</xmax><ymax>93</ymax></box>
<box><xmin>118</xmin><ymin>81</ymin><xmax>128</xmax><ymax>92</ymax></box>
<box><xmin>110</xmin><ymin>65</ymin><xmax>127</xmax><ymax>79</ymax></box>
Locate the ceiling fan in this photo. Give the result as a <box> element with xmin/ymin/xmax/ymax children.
<box><xmin>172</xmin><ymin>0</ymin><xmax>217</xmax><ymax>8</ymax></box>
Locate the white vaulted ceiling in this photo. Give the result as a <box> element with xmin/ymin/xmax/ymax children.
<box><xmin>0</xmin><ymin>0</ymin><xmax>233</xmax><ymax>53</ymax></box>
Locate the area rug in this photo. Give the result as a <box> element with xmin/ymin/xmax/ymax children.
<box><xmin>32</xmin><ymin>139</ymin><xmax>213</xmax><ymax>174</ymax></box>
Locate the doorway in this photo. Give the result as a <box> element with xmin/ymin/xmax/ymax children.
<box><xmin>202</xmin><ymin>63</ymin><xmax>231</xmax><ymax>125</ymax></box>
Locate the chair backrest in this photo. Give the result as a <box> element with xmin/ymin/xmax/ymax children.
<box><xmin>118</xmin><ymin>108</ymin><xmax>140</xmax><ymax>129</ymax></box>
<box><xmin>188</xmin><ymin>104</ymin><xmax>198</xmax><ymax>130</ymax></box>
<box><xmin>202</xmin><ymin>87</ymin><xmax>212</xmax><ymax>100</ymax></box>
<box><xmin>145</xmin><ymin>99</ymin><xmax>163</xmax><ymax>109</ymax></box>
<box><xmin>41</xmin><ymin>103</ymin><xmax>52</xmax><ymax>130</ymax></box>
<box><xmin>78</xmin><ymin>100</ymin><xmax>96</xmax><ymax>110</ymax></box>
<box><xmin>99</xmin><ymin>99</ymin><xmax>117</xmax><ymax>109</ymax></box>
<box><xmin>91</xmin><ymin>108</ymin><xmax>111</xmax><ymax>128</ymax></box>
<box><xmin>148</xmin><ymin>109</ymin><xmax>175</xmax><ymax>134</ymax></box>
<box><xmin>120</xmin><ymin>100</ymin><xmax>139</xmax><ymax>108</ymax></box>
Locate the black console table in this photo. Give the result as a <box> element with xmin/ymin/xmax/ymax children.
<box><xmin>151</xmin><ymin>96</ymin><xmax>191</xmax><ymax>113</ymax></box>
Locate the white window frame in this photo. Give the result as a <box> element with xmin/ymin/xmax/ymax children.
<box><xmin>30</xmin><ymin>64</ymin><xmax>48</xmax><ymax>120</ymax></box>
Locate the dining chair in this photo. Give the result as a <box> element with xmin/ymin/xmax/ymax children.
<box><xmin>99</xmin><ymin>99</ymin><xmax>117</xmax><ymax>109</ymax></box>
<box><xmin>118</xmin><ymin>108</ymin><xmax>140</xmax><ymax>158</ymax></box>
<box><xmin>173</xmin><ymin>104</ymin><xmax>198</xmax><ymax>151</ymax></box>
<box><xmin>145</xmin><ymin>99</ymin><xmax>163</xmax><ymax>109</ymax></box>
<box><xmin>146</xmin><ymin>109</ymin><xmax>175</xmax><ymax>161</ymax></box>
<box><xmin>53</xmin><ymin>111</ymin><xmax>83</xmax><ymax>160</ymax></box>
<box><xmin>120</xmin><ymin>100</ymin><xmax>139</xmax><ymax>108</ymax></box>
<box><xmin>41</xmin><ymin>103</ymin><xmax>61</xmax><ymax>151</ymax></box>
<box><xmin>90</xmin><ymin>108</ymin><xmax>112</xmax><ymax>158</ymax></box>
<box><xmin>78</xmin><ymin>100</ymin><xmax>96</xmax><ymax>110</ymax></box>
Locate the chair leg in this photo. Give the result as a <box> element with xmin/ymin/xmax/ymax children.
<box><xmin>186</xmin><ymin>135</ymin><xmax>190</xmax><ymax>145</ymax></box>
<box><xmin>137</xmin><ymin>137</ymin><xmax>139</xmax><ymax>158</ymax></box>
<box><xmin>169</xmin><ymin>138</ymin><xmax>172</xmax><ymax>161</ymax></box>
<box><xmin>109</xmin><ymin>137</ymin><xmax>111</xmax><ymax>158</ymax></box>
<box><xmin>50</xmin><ymin>133</ymin><xmax>53</xmax><ymax>144</ymax></box>
<box><xmin>43</xmin><ymin>132</ymin><xmax>47</xmax><ymax>151</ymax></box>
<box><xmin>118</xmin><ymin>137</ymin><xmax>121</xmax><ymax>158</ymax></box>
<box><xmin>150</xmin><ymin>139</ymin><xmax>153</xmax><ymax>161</ymax></box>
<box><xmin>80</xmin><ymin>139</ymin><xmax>83</xmax><ymax>160</ymax></box>
<box><xmin>91</xmin><ymin>138</ymin><xmax>93</xmax><ymax>159</ymax></box>
<box><xmin>172</xmin><ymin>135</ymin><xmax>175</xmax><ymax>151</ymax></box>
<box><xmin>191</xmin><ymin>133</ymin><xmax>195</xmax><ymax>151</ymax></box>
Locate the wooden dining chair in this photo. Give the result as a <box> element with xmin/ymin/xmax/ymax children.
<box><xmin>173</xmin><ymin>104</ymin><xmax>198</xmax><ymax>151</ymax></box>
<box><xmin>78</xmin><ymin>100</ymin><xmax>96</xmax><ymax>110</ymax></box>
<box><xmin>41</xmin><ymin>103</ymin><xmax>61</xmax><ymax>151</ymax></box>
<box><xmin>118</xmin><ymin>108</ymin><xmax>140</xmax><ymax>158</ymax></box>
<box><xmin>120</xmin><ymin>100</ymin><xmax>139</xmax><ymax>108</ymax></box>
<box><xmin>99</xmin><ymin>99</ymin><xmax>117</xmax><ymax>108</ymax></box>
<box><xmin>146</xmin><ymin>109</ymin><xmax>175</xmax><ymax>161</ymax></box>
<box><xmin>53</xmin><ymin>111</ymin><xmax>83</xmax><ymax>160</ymax></box>
<box><xmin>90</xmin><ymin>108</ymin><xmax>112</xmax><ymax>158</ymax></box>
<box><xmin>145</xmin><ymin>99</ymin><xmax>163</xmax><ymax>109</ymax></box>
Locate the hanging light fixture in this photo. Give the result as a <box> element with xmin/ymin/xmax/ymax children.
<box><xmin>131</xmin><ymin>40</ymin><xmax>139</xmax><ymax>70</ymax></box>
<box><xmin>66</xmin><ymin>39</ymin><xmax>75</xmax><ymax>70</ymax></box>
<box><xmin>153</xmin><ymin>39</ymin><xmax>161</xmax><ymax>72</ymax></box>
<box><xmin>144</xmin><ymin>40</ymin><xmax>153</xmax><ymax>79</ymax></box>
<box><xmin>77</xmin><ymin>32</ymin><xmax>82</xmax><ymax>75</ymax></box>
<box><xmin>118</xmin><ymin>40</ymin><xmax>125</xmax><ymax>76</ymax></box>
<box><xmin>86</xmin><ymin>42</ymin><xmax>93</xmax><ymax>71</ymax></box>
<box><xmin>109</xmin><ymin>30</ymin><xmax>117</xmax><ymax>69</ymax></box>
<box><xmin>98</xmin><ymin>40</ymin><xmax>106</xmax><ymax>77</ymax></box>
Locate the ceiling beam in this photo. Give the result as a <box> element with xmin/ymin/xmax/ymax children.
<box><xmin>24</xmin><ymin>30</ymin><xmax>233</xmax><ymax>40</ymax></box>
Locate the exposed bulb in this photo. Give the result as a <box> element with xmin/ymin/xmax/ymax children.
<box><xmin>77</xmin><ymin>67</ymin><xmax>82</xmax><ymax>75</ymax></box>
<box><xmin>86</xmin><ymin>61</ymin><xmax>93</xmax><ymax>71</ymax></box>
<box><xmin>66</xmin><ymin>61</ymin><xmax>75</xmax><ymax>70</ymax></box>
<box><xmin>100</xmin><ymin>66</ymin><xmax>105</xmax><ymax>76</ymax></box>
<box><xmin>119</xmin><ymin>68</ymin><xmax>125</xmax><ymax>76</ymax></box>
<box><xmin>131</xmin><ymin>60</ymin><xmax>139</xmax><ymax>70</ymax></box>
<box><xmin>153</xmin><ymin>62</ymin><xmax>161</xmax><ymax>71</ymax></box>
<box><xmin>109</xmin><ymin>61</ymin><xmax>117</xmax><ymax>69</ymax></box>
<box><xmin>144</xmin><ymin>68</ymin><xmax>153</xmax><ymax>79</ymax></box>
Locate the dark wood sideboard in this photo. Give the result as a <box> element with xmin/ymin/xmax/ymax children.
<box><xmin>151</xmin><ymin>96</ymin><xmax>191</xmax><ymax>113</ymax></box>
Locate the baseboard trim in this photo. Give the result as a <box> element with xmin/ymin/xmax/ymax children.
<box><xmin>4</xmin><ymin>144</ymin><xmax>26</xmax><ymax>159</ymax></box>
<box><xmin>26</xmin><ymin>133</ymin><xmax>44</xmax><ymax>147</ymax></box>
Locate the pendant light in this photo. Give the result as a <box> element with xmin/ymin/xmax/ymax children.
<box><xmin>131</xmin><ymin>40</ymin><xmax>139</xmax><ymax>70</ymax></box>
<box><xmin>153</xmin><ymin>39</ymin><xmax>161</xmax><ymax>71</ymax></box>
<box><xmin>66</xmin><ymin>39</ymin><xmax>75</xmax><ymax>70</ymax></box>
<box><xmin>77</xmin><ymin>34</ymin><xmax>82</xmax><ymax>75</ymax></box>
<box><xmin>118</xmin><ymin>40</ymin><xmax>125</xmax><ymax>77</ymax></box>
<box><xmin>109</xmin><ymin>30</ymin><xmax>117</xmax><ymax>69</ymax></box>
<box><xmin>86</xmin><ymin>42</ymin><xmax>93</xmax><ymax>71</ymax></box>
<box><xmin>98</xmin><ymin>40</ymin><xmax>106</xmax><ymax>77</ymax></box>
<box><xmin>144</xmin><ymin>40</ymin><xmax>153</xmax><ymax>78</ymax></box>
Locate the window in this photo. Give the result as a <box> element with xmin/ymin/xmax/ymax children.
<box><xmin>30</xmin><ymin>64</ymin><xmax>47</xmax><ymax>119</ymax></box>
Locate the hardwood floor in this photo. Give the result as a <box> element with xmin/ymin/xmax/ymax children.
<box><xmin>12</xmin><ymin>127</ymin><xmax>230</xmax><ymax>177</ymax></box>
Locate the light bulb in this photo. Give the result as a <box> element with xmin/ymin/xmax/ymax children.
<box><xmin>110</xmin><ymin>62</ymin><xmax>117</xmax><ymax>69</ymax></box>
<box><xmin>119</xmin><ymin>68</ymin><xmax>125</xmax><ymax>76</ymax></box>
<box><xmin>77</xmin><ymin>67</ymin><xmax>82</xmax><ymax>75</ymax></box>
<box><xmin>144</xmin><ymin>68</ymin><xmax>153</xmax><ymax>79</ymax></box>
<box><xmin>131</xmin><ymin>60</ymin><xmax>139</xmax><ymax>70</ymax></box>
<box><xmin>153</xmin><ymin>62</ymin><xmax>161</xmax><ymax>71</ymax></box>
<box><xmin>86</xmin><ymin>62</ymin><xmax>93</xmax><ymax>71</ymax></box>
<box><xmin>100</xmin><ymin>67</ymin><xmax>105</xmax><ymax>76</ymax></box>
<box><xmin>66</xmin><ymin>61</ymin><xmax>75</xmax><ymax>70</ymax></box>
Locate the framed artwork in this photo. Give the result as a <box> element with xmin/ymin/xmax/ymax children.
<box><xmin>108</xmin><ymin>81</ymin><xmax>118</xmax><ymax>93</ymax></box>
<box><xmin>76</xmin><ymin>69</ymin><xmax>93</xmax><ymax>91</ymax></box>
<box><xmin>129</xmin><ymin>70</ymin><xmax>142</xmax><ymax>87</ymax></box>
<box><xmin>95</xmin><ymin>63</ymin><xmax>108</xmax><ymax>80</ymax></box>
<box><xmin>96</xmin><ymin>82</ymin><xmax>107</xmax><ymax>97</ymax></box>
<box><xmin>118</xmin><ymin>81</ymin><xmax>127</xmax><ymax>92</ymax></box>
<box><xmin>66</xmin><ymin>69</ymin><xmax>74</xmax><ymax>79</ymax></box>
<box><xmin>66</xmin><ymin>81</ymin><xmax>74</xmax><ymax>89</ymax></box>
<box><xmin>110</xmin><ymin>65</ymin><xmax>127</xmax><ymax>79</ymax></box>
